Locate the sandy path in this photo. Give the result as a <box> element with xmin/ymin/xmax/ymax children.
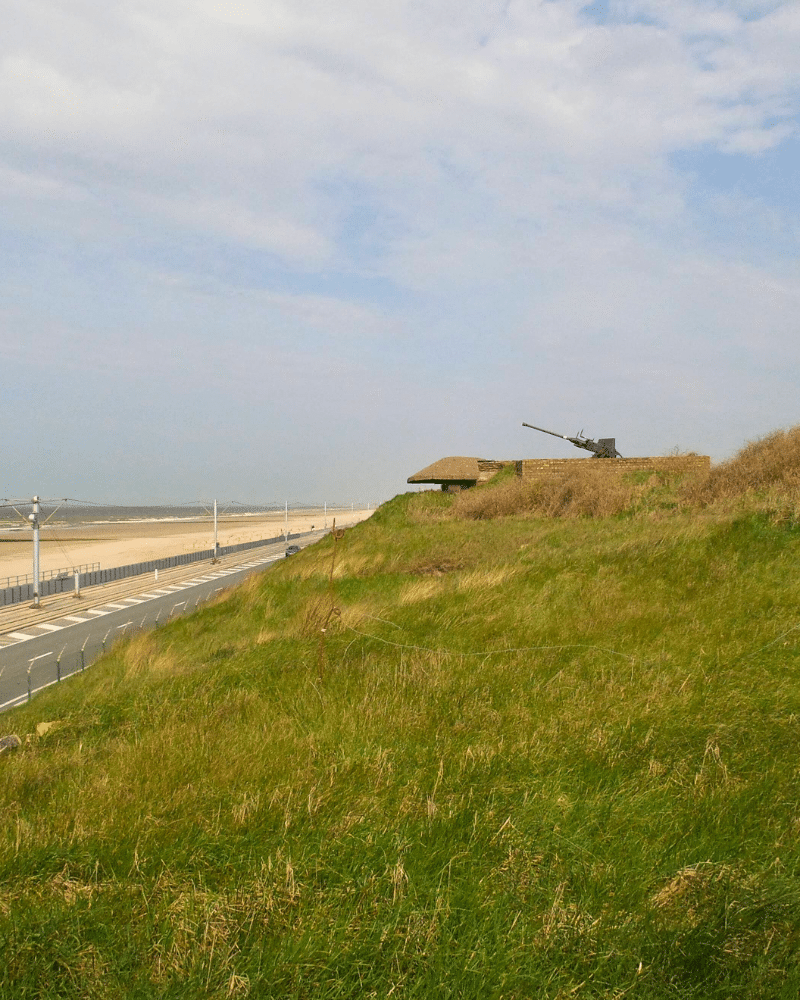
<box><xmin>0</xmin><ymin>510</ymin><xmax>372</xmax><ymax>583</ymax></box>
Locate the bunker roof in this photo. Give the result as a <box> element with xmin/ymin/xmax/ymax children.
<box><xmin>407</xmin><ymin>457</ymin><xmax>482</xmax><ymax>484</ymax></box>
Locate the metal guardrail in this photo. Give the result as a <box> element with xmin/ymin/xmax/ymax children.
<box><xmin>1</xmin><ymin>563</ymin><xmax>100</xmax><ymax>590</ymax></box>
<box><xmin>0</xmin><ymin>531</ymin><xmax>331</xmax><ymax>713</ymax></box>
<box><xmin>0</xmin><ymin>533</ymin><xmax>304</xmax><ymax>608</ymax></box>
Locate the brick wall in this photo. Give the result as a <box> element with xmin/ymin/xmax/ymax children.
<box><xmin>477</xmin><ymin>460</ymin><xmax>515</xmax><ymax>483</ymax></box>
<box><xmin>516</xmin><ymin>455</ymin><xmax>710</xmax><ymax>482</ymax></box>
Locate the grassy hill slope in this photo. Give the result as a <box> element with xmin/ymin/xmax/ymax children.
<box><xmin>3</xmin><ymin>434</ymin><xmax>800</xmax><ymax>998</ymax></box>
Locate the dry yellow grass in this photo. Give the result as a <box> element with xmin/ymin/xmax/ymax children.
<box><xmin>398</xmin><ymin>578</ymin><xmax>447</xmax><ymax>605</ymax></box>
<box><xmin>445</xmin><ymin>466</ymin><xmax>650</xmax><ymax>520</ymax></box>
<box><xmin>455</xmin><ymin>566</ymin><xmax>523</xmax><ymax>592</ymax></box>
<box><xmin>685</xmin><ymin>425</ymin><xmax>800</xmax><ymax>502</ymax></box>
<box><xmin>430</xmin><ymin>426</ymin><xmax>800</xmax><ymax>522</ymax></box>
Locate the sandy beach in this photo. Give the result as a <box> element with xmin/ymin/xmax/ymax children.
<box><xmin>0</xmin><ymin>509</ymin><xmax>372</xmax><ymax>584</ymax></box>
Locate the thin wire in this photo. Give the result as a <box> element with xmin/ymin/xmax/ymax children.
<box><xmin>41</xmin><ymin>502</ymin><xmax>66</xmax><ymax>525</ymax></box>
<box><xmin>344</xmin><ymin>621</ymin><xmax>800</xmax><ymax>670</ymax></box>
<box><xmin>2</xmin><ymin>498</ymin><xmax>370</xmax><ymax>512</ymax></box>
<box><xmin>737</xmin><ymin>623</ymin><xmax>800</xmax><ymax>662</ymax></box>
<box><xmin>342</xmin><ymin>625</ymin><xmax>637</xmax><ymax>662</ymax></box>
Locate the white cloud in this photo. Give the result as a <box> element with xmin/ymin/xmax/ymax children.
<box><xmin>1</xmin><ymin>0</ymin><xmax>799</xmax><ymax>495</ymax></box>
<box><xmin>3</xmin><ymin>1</ymin><xmax>796</xmax><ymax>232</ymax></box>
<box><xmin>0</xmin><ymin>163</ymin><xmax>88</xmax><ymax>201</ymax></box>
<box><xmin>155</xmin><ymin>196</ymin><xmax>334</xmax><ymax>263</ymax></box>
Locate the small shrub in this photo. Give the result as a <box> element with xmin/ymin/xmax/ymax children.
<box><xmin>448</xmin><ymin>466</ymin><xmax>646</xmax><ymax>520</ymax></box>
<box><xmin>683</xmin><ymin>426</ymin><xmax>800</xmax><ymax>505</ymax></box>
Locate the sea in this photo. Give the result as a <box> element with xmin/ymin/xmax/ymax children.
<box><xmin>0</xmin><ymin>502</ymin><xmax>338</xmax><ymax>531</ymax></box>
<box><xmin>0</xmin><ymin>500</ymin><xmax>369</xmax><ymax>588</ymax></box>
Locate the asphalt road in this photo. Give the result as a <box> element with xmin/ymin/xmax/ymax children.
<box><xmin>0</xmin><ymin>537</ymin><xmax>316</xmax><ymax>713</ymax></box>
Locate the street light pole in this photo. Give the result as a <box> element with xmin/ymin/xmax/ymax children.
<box><xmin>213</xmin><ymin>498</ymin><xmax>218</xmax><ymax>562</ymax></box>
<box><xmin>29</xmin><ymin>496</ymin><xmax>40</xmax><ymax>608</ymax></box>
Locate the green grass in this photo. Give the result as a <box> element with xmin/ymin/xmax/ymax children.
<box><xmin>3</xmin><ymin>492</ymin><xmax>800</xmax><ymax>997</ymax></box>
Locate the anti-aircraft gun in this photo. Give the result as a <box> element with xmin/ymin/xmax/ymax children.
<box><xmin>522</xmin><ymin>423</ymin><xmax>622</xmax><ymax>458</ymax></box>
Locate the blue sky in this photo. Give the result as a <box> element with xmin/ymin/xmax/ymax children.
<box><xmin>2</xmin><ymin>0</ymin><xmax>799</xmax><ymax>503</ymax></box>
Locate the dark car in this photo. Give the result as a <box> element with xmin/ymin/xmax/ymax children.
<box><xmin>285</xmin><ymin>545</ymin><xmax>301</xmax><ymax>557</ymax></box>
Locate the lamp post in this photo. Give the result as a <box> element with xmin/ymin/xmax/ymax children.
<box><xmin>213</xmin><ymin>498</ymin><xmax>219</xmax><ymax>562</ymax></box>
<box><xmin>29</xmin><ymin>496</ymin><xmax>40</xmax><ymax>608</ymax></box>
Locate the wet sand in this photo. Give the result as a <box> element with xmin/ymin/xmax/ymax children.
<box><xmin>0</xmin><ymin>510</ymin><xmax>372</xmax><ymax>583</ymax></box>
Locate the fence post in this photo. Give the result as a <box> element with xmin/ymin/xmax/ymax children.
<box><xmin>74</xmin><ymin>572</ymin><xmax>81</xmax><ymax>599</ymax></box>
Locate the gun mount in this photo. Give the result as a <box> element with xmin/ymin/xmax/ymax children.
<box><xmin>522</xmin><ymin>423</ymin><xmax>622</xmax><ymax>458</ymax></box>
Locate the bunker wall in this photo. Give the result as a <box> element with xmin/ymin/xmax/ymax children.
<box><xmin>516</xmin><ymin>455</ymin><xmax>710</xmax><ymax>482</ymax></box>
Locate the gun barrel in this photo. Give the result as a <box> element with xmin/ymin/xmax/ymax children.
<box><xmin>522</xmin><ymin>422</ymin><xmax>569</xmax><ymax>442</ymax></box>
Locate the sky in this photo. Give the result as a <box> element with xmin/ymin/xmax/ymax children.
<box><xmin>2</xmin><ymin>0</ymin><xmax>799</xmax><ymax>504</ymax></box>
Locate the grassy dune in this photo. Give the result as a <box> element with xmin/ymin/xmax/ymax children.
<box><xmin>2</xmin><ymin>432</ymin><xmax>800</xmax><ymax>997</ymax></box>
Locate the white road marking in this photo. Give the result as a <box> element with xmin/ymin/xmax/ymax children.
<box><xmin>0</xmin><ymin>551</ymin><xmax>287</xmax><ymax>654</ymax></box>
